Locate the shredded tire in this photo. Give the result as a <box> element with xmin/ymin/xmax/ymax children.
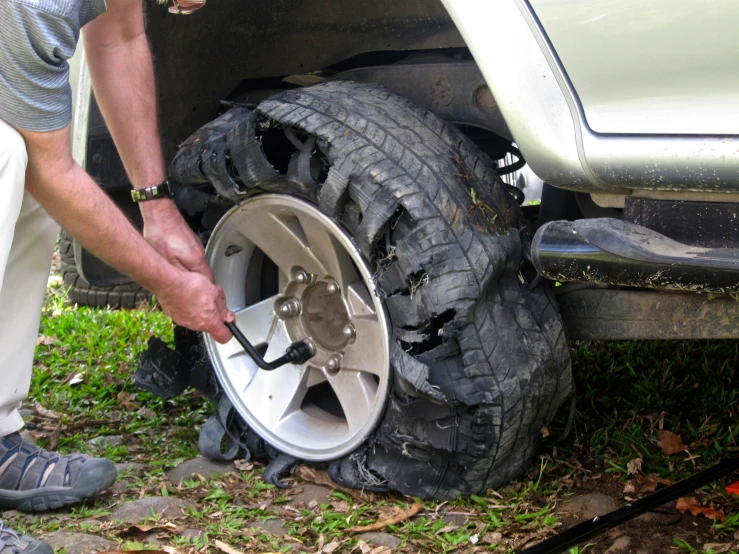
<box><xmin>59</xmin><ymin>230</ymin><xmax>151</xmax><ymax>309</ymax></box>
<box><xmin>170</xmin><ymin>81</ymin><xmax>574</xmax><ymax>499</ymax></box>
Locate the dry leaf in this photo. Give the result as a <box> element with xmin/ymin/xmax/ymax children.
<box><xmin>356</xmin><ymin>540</ymin><xmax>371</xmax><ymax>554</ymax></box>
<box><xmin>117</xmin><ymin>391</ymin><xmax>140</xmax><ymax>410</ymax></box>
<box><xmin>296</xmin><ymin>465</ymin><xmax>385</xmax><ymax>503</ymax></box>
<box><xmin>540</xmin><ymin>426</ymin><xmax>550</xmax><ymax>438</ymax></box>
<box><xmin>234</xmin><ymin>459</ymin><xmax>253</xmax><ymax>471</ymax></box>
<box><xmin>36</xmin><ymin>335</ymin><xmax>54</xmax><ymax>346</ymax></box>
<box><xmin>348</xmin><ymin>502</ymin><xmax>423</xmax><ymax>532</ymax></box>
<box><xmin>368</xmin><ymin>548</ymin><xmax>391</xmax><ymax>554</ymax></box>
<box><xmin>34</xmin><ymin>403</ymin><xmax>62</xmax><ymax>420</ymax></box>
<box><xmin>484</xmin><ymin>532</ymin><xmax>503</xmax><ymax>545</ymax></box>
<box><xmin>69</xmin><ymin>372</ymin><xmax>85</xmax><ymax>386</ymax></box>
<box><xmin>623</xmin><ymin>482</ymin><xmax>637</xmax><ymax>494</ymax></box>
<box><xmin>676</xmin><ymin>497</ymin><xmax>726</xmax><ymax>521</ymax></box>
<box><xmin>98</xmin><ymin>551</ymin><xmax>166</xmax><ymax>554</ymax></box>
<box><xmin>702</xmin><ymin>544</ymin><xmax>731</xmax><ymax>553</ymax></box>
<box><xmin>626</xmin><ymin>457</ymin><xmax>642</xmax><ymax>475</ymax></box>
<box><xmin>657</xmin><ymin>430</ymin><xmax>687</xmax><ymax>455</ymax></box>
<box><xmin>215</xmin><ymin>540</ymin><xmax>246</xmax><ymax>554</ymax></box>
<box><xmin>322</xmin><ymin>542</ymin><xmax>341</xmax><ymax>553</ymax></box>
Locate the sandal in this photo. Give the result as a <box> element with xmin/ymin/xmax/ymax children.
<box><xmin>0</xmin><ymin>433</ymin><xmax>116</xmax><ymax>512</ymax></box>
<box><xmin>0</xmin><ymin>520</ymin><xmax>52</xmax><ymax>554</ymax></box>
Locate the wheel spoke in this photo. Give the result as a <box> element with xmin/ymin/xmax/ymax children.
<box><xmin>340</xmin><ymin>317</ymin><xmax>385</xmax><ymax>376</ymax></box>
<box><xmin>327</xmin><ymin>370</ymin><xmax>377</xmax><ymax>434</ymax></box>
<box><xmin>242</xmin><ymin>323</ymin><xmax>311</xmax><ymax>426</ymax></box>
<box><xmin>233</xmin><ymin>296</ymin><xmax>278</xmax><ymax>346</ymax></box>
<box><xmin>235</xmin><ymin>209</ymin><xmax>324</xmax><ymax>277</ymax></box>
<box><xmin>346</xmin><ymin>282</ymin><xmax>377</xmax><ymax>319</ymax></box>
<box><xmin>294</xmin><ymin>211</ymin><xmax>360</xmax><ymax>288</ymax></box>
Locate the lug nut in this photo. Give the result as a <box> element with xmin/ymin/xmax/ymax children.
<box><xmin>342</xmin><ymin>324</ymin><xmax>356</xmax><ymax>340</ymax></box>
<box><xmin>326</xmin><ymin>280</ymin><xmax>340</xmax><ymax>295</ymax></box>
<box><xmin>324</xmin><ymin>356</ymin><xmax>340</xmax><ymax>372</ymax></box>
<box><xmin>294</xmin><ymin>269</ymin><xmax>316</xmax><ymax>285</ymax></box>
<box><xmin>278</xmin><ymin>298</ymin><xmax>301</xmax><ymax>318</ymax></box>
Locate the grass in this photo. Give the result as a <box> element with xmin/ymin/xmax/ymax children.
<box><xmin>5</xmin><ymin>276</ymin><xmax>737</xmax><ymax>553</ymax></box>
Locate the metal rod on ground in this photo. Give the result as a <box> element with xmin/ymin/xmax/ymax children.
<box><xmin>518</xmin><ymin>454</ymin><xmax>739</xmax><ymax>554</ymax></box>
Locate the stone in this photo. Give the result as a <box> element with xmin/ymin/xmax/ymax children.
<box><xmin>88</xmin><ymin>435</ymin><xmax>123</xmax><ymax>448</ymax></box>
<box><xmin>115</xmin><ymin>462</ymin><xmax>147</xmax><ymax>476</ymax></box>
<box><xmin>110</xmin><ymin>496</ymin><xmax>193</xmax><ymax>524</ymax></box>
<box><xmin>19</xmin><ymin>409</ymin><xmax>34</xmax><ymax>420</ymax></box>
<box><xmin>167</xmin><ymin>457</ymin><xmax>234</xmax><ymax>483</ymax></box>
<box><xmin>181</xmin><ymin>528</ymin><xmax>205</xmax><ymax>541</ymax></box>
<box><xmin>559</xmin><ymin>493</ymin><xmax>618</xmax><ymax>521</ymax></box>
<box><xmin>43</xmin><ymin>532</ymin><xmax>116</xmax><ymax>554</ymax></box>
<box><xmin>441</xmin><ymin>512</ymin><xmax>468</xmax><ymax>527</ymax></box>
<box><xmin>355</xmin><ymin>532</ymin><xmax>402</xmax><ymax>549</ymax></box>
<box><xmin>605</xmin><ymin>536</ymin><xmax>631</xmax><ymax>553</ymax></box>
<box><xmin>637</xmin><ymin>511</ymin><xmax>681</xmax><ymax>526</ymax></box>
<box><xmin>247</xmin><ymin>518</ymin><xmax>286</xmax><ymax>536</ymax></box>
<box><xmin>288</xmin><ymin>484</ymin><xmax>332</xmax><ymax>506</ymax></box>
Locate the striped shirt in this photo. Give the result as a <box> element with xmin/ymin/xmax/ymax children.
<box><xmin>0</xmin><ymin>0</ymin><xmax>107</xmax><ymax>132</ymax></box>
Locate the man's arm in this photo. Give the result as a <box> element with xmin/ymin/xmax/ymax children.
<box><xmin>19</xmin><ymin>124</ymin><xmax>233</xmax><ymax>343</ymax></box>
<box><xmin>81</xmin><ymin>0</ymin><xmax>211</xmax><ymax>278</ymax></box>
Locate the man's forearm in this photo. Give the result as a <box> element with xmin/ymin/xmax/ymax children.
<box><xmin>28</xmin><ymin>159</ymin><xmax>178</xmax><ymax>296</ymax></box>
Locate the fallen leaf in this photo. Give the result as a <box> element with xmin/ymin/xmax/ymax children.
<box><xmin>356</xmin><ymin>540</ymin><xmax>371</xmax><ymax>554</ymax></box>
<box><xmin>296</xmin><ymin>465</ymin><xmax>385</xmax><ymax>503</ymax></box>
<box><xmin>623</xmin><ymin>482</ymin><xmax>637</xmax><ymax>495</ymax></box>
<box><xmin>322</xmin><ymin>542</ymin><xmax>341</xmax><ymax>553</ymax></box>
<box><xmin>676</xmin><ymin>497</ymin><xmax>726</xmax><ymax>522</ymax></box>
<box><xmin>626</xmin><ymin>457</ymin><xmax>643</xmax><ymax>475</ymax></box>
<box><xmin>368</xmin><ymin>548</ymin><xmax>391</xmax><ymax>554</ymax></box>
<box><xmin>36</xmin><ymin>335</ymin><xmax>54</xmax><ymax>346</ymax></box>
<box><xmin>215</xmin><ymin>540</ymin><xmax>246</xmax><ymax>554</ymax></box>
<box><xmin>540</xmin><ymin>426</ymin><xmax>550</xmax><ymax>438</ymax></box>
<box><xmin>98</xmin><ymin>551</ymin><xmax>166</xmax><ymax>554</ymax></box>
<box><xmin>234</xmin><ymin>459</ymin><xmax>253</xmax><ymax>471</ymax></box>
<box><xmin>117</xmin><ymin>391</ymin><xmax>140</xmax><ymax>411</ymax></box>
<box><xmin>116</xmin><ymin>523</ymin><xmax>181</xmax><ymax>537</ymax></box>
<box><xmin>68</xmin><ymin>372</ymin><xmax>85</xmax><ymax>386</ymax></box>
<box><xmin>348</xmin><ymin>502</ymin><xmax>423</xmax><ymax>532</ymax></box>
<box><xmin>702</xmin><ymin>543</ymin><xmax>731</xmax><ymax>553</ymax></box>
<box><xmin>484</xmin><ymin>532</ymin><xmax>503</xmax><ymax>545</ymax></box>
<box><xmin>34</xmin><ymin>403</ymin><xmax>62</xmax><ymax>420</ymax></box>
<box><xmin>657</xmin><ymin>430</ymin><xmax>687</xmax><ymax>455</ymax></box>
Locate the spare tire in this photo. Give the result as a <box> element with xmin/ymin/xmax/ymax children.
<box><xmin>59</xmin><ymin>230</ymin><xmax>151</xmax><ymax>309</ymax></box>
<box><xmin>170</xmin><ymin>81</ymin><xmax>573</xmax><ymax>499</ymax></box>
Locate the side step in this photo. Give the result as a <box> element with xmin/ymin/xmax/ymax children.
<box><xmin>531</xmin><ymin>218</ymin><xmax>739</xmax><ymax>294</ymax></box>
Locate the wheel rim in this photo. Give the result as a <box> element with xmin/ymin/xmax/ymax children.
<box><xmin>204</xmin><ymin>195</ymin><xmax>391</xmax><ymax>461</ymax></box>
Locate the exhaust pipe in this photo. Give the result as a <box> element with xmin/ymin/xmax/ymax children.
<box><xmin>531</xmin><ymin>218</ymin><xmax>739</xmax><ymax>293</ymax></box>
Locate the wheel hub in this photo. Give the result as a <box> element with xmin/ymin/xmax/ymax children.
<box><xmin>301</xmin><ymin>282</ymin><xmax>352</xmax><ymax>351</ymax></box>
<box><xmin>203</xmin><ymin>194</ymin><xmax>390</xmax><ymax>461</ymax></box>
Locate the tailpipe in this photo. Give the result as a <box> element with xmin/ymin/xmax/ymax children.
<box><xmin>531</xmin><ymin>218</ymin><xmax>739</xmax><ymax>293</ymax></box>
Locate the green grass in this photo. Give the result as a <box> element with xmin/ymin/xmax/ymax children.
<box><xmin>8</xmin><ymin>277</ymin><xmax>738</xmax><ymax>553</ymax></box>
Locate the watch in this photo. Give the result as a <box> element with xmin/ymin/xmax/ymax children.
<box><xmin>131</xmin><ymin>179</ymin><xmax>173</xmax><ymax>203</ymax></box>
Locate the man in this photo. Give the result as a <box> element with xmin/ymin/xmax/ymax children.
<box><xmin>0</xmin><ymin>0</ymin><xmax>234</xmax><ymax>550</ymax></box>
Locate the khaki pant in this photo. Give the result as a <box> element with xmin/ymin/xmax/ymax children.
<box><xmin>0</xmin><ymin>118</ymin><xmax>59</xmax><ymax>436</ymax></box>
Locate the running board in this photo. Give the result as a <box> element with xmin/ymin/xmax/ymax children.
<box><xmin>531</xmin><ymin>218</ymin><xmax>739</xmax><ymax>293</ymax></box>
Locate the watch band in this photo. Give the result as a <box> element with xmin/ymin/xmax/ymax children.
<box><xmin>131</xmin><ymin>180</ymin><xmax>173</xmax><ymax>203</ymax></box>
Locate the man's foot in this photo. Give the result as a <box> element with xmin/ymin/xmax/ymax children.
<box><xmin>0</xmin><ymin>433</ymin><xmax>117</xmax><ymax>512</ymax></box>
<box><xmin>0</xmin><ymin>520</ymin><xmax>52</xmax><ymax>554</ymax></box>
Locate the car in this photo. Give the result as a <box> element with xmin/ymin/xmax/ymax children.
<box><xmin>68</xmin><ymin>0</ymin><xmax>739</xmax><ymax>499</ymax></box>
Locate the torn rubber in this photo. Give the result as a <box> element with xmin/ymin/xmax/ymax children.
<box><xmin>167</xmin><ymin>81</ymin><xmax>574</xmax><ymax>499</ymax></box>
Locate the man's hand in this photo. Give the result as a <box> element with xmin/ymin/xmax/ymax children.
<box><xmin>157</xmin><ymin>269</ymin><xmax>234</xmax><ymax>343</ymax></box>
<box><xmin>142</xmin><ymin>200</ymin><xmax>214</xmax><ymax>281</ymax></box>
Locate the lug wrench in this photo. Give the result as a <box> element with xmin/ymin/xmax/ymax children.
<box><xmin>225</xmin><ymin>321</ymin><xmax>315</xmax><ymax>370</ymax></box>
<box><xmin>519</xmin><ymin>454</ymin><xmax>739</xmax><ymax>554</ymax></box>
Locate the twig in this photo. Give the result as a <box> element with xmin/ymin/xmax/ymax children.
<box><xmin>348</xmin><ymin>502</ymin><xmax>423</xmax><ymax>532</ymax></box>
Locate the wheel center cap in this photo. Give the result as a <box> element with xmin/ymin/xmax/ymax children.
<box><xmin>301</xmin><ymin>282</ymin><xmax>351</xmax><ymax>351</ymax></box>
